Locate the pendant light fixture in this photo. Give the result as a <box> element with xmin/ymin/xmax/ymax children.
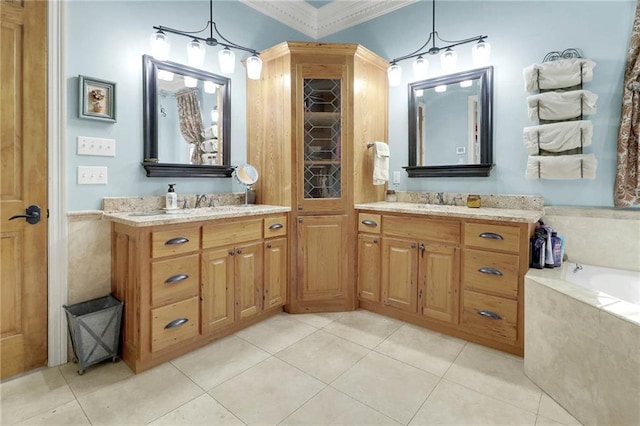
<box><xmin>388</xmin><ymin>0</ymin><xmax>490</xmax><ymax>86</ymax></box>
<box><xmin>150</xmin><ymin>0</ymin><xmax>262</xmax><ymax>80</ymax></box>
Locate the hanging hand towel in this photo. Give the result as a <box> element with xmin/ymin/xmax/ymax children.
<box><xmin>523</xmin><ymin>120</ymin><xmax>593</xmax><ymax>155</ymax></box>
<box><xmin>372</xmin><ymin>141</ymin><xmax>390</xmax><ymax>186</ymax></box>
<box><xmin>523</xmin><ymin>58</ymin><xmax>596</xmax><ymax>92</ymax></box>
<box><xmin>527</xmin><ymin>90</ymin><xmax>598</xmax><ymax>121</ymax></box>
<box><xmin>525</xmin><ymin>153</ymin><xmax>597</xmax><ymax>180</ymax></box>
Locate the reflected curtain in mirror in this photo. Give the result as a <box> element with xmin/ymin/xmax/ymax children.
<box><xmin>175</xmin><ymin>88</ymin><xmax>205</xmax><ymax>164</ymax></box>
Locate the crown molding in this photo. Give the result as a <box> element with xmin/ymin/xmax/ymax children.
<box><xmin>240</xmin><ymin>0</ymin><xmax>416</xmax><ymax>39</ymax></box>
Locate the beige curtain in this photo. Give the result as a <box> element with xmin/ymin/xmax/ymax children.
<box><xmin>175</xmin><ymin>88</ymin><xmax>204</xmax><ymax>165</ymax></box>
<box><xmin>614</xmin><ymin>2</ymin><xmax>640</xmax><ymax>207</ymax></box>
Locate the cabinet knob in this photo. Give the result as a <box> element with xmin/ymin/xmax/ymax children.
<box><xmin>229</xmin><ymin>250</ymin><xmax>235</xmax><ymax>256</ymax></box>
<box><xmin>373</xmin><ymin>239</ymin><xmax>378</xmax><ymax>244</ymax></box>
<box><xmin>298</xmin><ymin>218</ymin><xmax>304</xmax><ymax>223</ymax></box>
<box><xmin>237</xmin><ymin>249</ymin><xmax>243</xmax><ymax>254</ymax></box>
<box><xmin>411</xmin><ymin>243</ymin><xmax>416</xmax><ymax>249</ymax></box>
<box><xmin>266</xmin><ymin>243</ymin><xmax>272</xmax><ymax>248</ymax></box>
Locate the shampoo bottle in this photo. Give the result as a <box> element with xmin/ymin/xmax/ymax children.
<box><xmin>166</xmin><ymin>184</ymin><xmax>177</xmax><ymax>209</ymax></box>
<box><xmin>551</xmin><ymin>231</ymin><xmax>563</xmax><ymax>267</ymax></box>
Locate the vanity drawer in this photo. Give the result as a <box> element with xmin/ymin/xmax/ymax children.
<box><xmin>358</xmin><ymin>213</ymin><xmax>381</xmax><ymax>234</ymax></box>
<box><xmin>264</xmin><ymin>216</ymin><xmax>287</xmax><ymax>238</ymax></box>
<box><xmin>384</xmin><ymin>215</ymin><xmax>460</xmax><ymax>243</ymax></box>
<box><xmin>463</xmin><ymin>249</ymin><xmax>519</xmax><ymax>298</ymax></box>
<box><xmin>151</xmin><ymin>297</ymin><xmax>199</xmax><ymax>353</ymax></box>
<box><xmin>202</xmin><ymin>219</ymin><xmax>262</xmax><ymax>249</ymax></box>
<box><xmin>152</xmin><ymin>227</ymin><xmax>200</xmax><ymax>259</ymax></box>
<box><xmin>151</xmin><ymin>254</ymin><xmax>200</xmax><ymax>307</ymax></box>
<box><xmin>461</xmin><ymin>290</ymin><xmax>517</xmax><ymax>344</ymax></box>
<box><xmin>464</xmin><ymin>223</ymin><xmax>520</xmax><ymax>253</ymax></box>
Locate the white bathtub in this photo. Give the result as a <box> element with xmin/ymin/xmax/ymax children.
<box><xmin>525</xmin><ymin>263</ymin><xmax>640</xmax><ymax>425</ymax></box>
<box><xmin>564</xmin><ymin>262</ymin><xmax>640</xmax><ymax>306</ymax></box>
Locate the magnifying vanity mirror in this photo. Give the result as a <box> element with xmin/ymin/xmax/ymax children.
<box><xmin>142</xmin><ymin>54</ymin><xmax>233</xmax><ymax>177</ymax></box>
<box><xmin>405</xmin><ymin>66</ymin><xmax>494</xmax><ymax>177</ymax></box>
<box><xmin>234</xmin><ymin>164</ymin><xmax>259</xmax><ymax>205</ymax></box>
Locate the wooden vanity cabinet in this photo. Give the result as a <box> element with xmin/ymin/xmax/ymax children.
<box><xmin>247</xmin><ymin>42</ymin><xmax>388</xmax><ymax>313</ymax></box>
<box><xmin>357</xmin><ymin>213</ymin><xmax>381</xmax><ymax>302</ymax></box>
<box><xmin>111</xmin><ymin>213</ymin><xmax>289</xmax><ymax>373</ymax></box>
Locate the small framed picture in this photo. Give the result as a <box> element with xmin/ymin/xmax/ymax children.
<box><xmin>78</xmin><ymin>75</ymin><xmax>116</xmax><ymax>122</ymax></box>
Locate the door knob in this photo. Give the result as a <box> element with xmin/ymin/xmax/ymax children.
<box><xmin>9</xmin><ymin>204</ymin><xmax>41</xmax><ymax>225</ymax></box>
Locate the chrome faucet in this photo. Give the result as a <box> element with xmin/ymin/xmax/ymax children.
<box><xmin>573</xmin><ymin>263</ymin><xmax>583</xmax><ymax>273</ymax></box>
<box><xmin>195</xmin><ymin>194</ymin><xmax>208</xmax><ymax>208</ymax></box>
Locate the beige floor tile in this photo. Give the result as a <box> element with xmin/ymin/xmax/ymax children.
<box><xmin>538</xmin><ymin>394</ymin><xmax>582</xmax><ymax>425</ymax></box>
<box><xmin>171</xmin><ymin>334</ymin><xmax>270</xmax><ymax>390</ymax></box>
<box><xmin>149</xmin><ymin>394</ymin><xmax>243</xmax><ymax>425</ymax></box>
<box><xmin>15</xmin><ymin>400</ymin><xmax>90</xmax><ymax>426</ymax></box>
<box><xmin>235</xmin><ymin>313</ymin><xmax>316</xmax><ymax>354</ymax></box>
<box><xmin>289</xmin><ymin>311</ymin><xmax>345</xmax><ymax>328</ymax></box>
<box><xmin>375</xmin><ymin>323</ymin><xmax>465</xmax><ymax>377</ymax></box>
<box><xmin>209</xmin><ymin>357</ymin><xmax>324</xmax><ymax>425</ymax></box>
<box><xmin>276</xmin><ymin>330</ymin><xmax>369</xmax><ymax>383</ymax></box>
<box><xmin>322</xmin><ymin>310</ymin><xmax>404</xmax><ymax>349</ymax></box>
<box><xmin>76</xmin><ymin>363</ymin><xmax>203</xmax><ymax>425</ymax></box>
<box><xmin>281</xmin><ymin>386</ymin><xmax>401</xmax><ymax>426</ymax></box>
<box><xmin>409</xmin><ymin>380</ymin><xmax>537</xmax><ymax>426</ymax></box>
<box><xmin>332</xmin><ymin>351</ymin><xmax>439</xmax><ymax>424</ymax></box>
<box><xmin>444</xmin><ymin>343</ymin><xmax>542</xmax><ymax>413</ymax></box>
<box><xmin>535</xmin><ymin>415</ymin><xmax>570</xmax><ymax>426</ymax></box>
<box><xmin>59</xmin><ymin>359</ymin><xmax>133</xmax><ymax>397</ymax></box>
<box><xmin>0</xmin><ymin>367</ymin><xmax>75</xmax><ymax>425</ymax></box>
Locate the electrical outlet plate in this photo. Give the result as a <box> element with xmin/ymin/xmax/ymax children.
<box><xmin>77</xmin><ymin>136</ymin><xmax>116</xmax><ymax>157</ymax></box>
<box><xmin>392</xmin><ymin>171</ymin><xmax>401</xmax><ymax>184</ymax></box>
<box><xmin>77</xmin><ymin>166</ymin><xmax>108</xmax><ymax>184</ymax></box>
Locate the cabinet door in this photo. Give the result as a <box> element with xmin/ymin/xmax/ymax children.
<box><xmin>264</xmin><ymin>238</ymin><xmax>287</xmax><ymax>309</ymax></box>
<box><xmin>420</xmin><ymin>243</ymin><xmax>460</xmax><ymax>324</ymax></box>
<box><xmin>358</xmin><ymin>234</ymin><xmax>380</xmax><ymax>302</ymax></box>
<box><xmin>235</xmin><ymin>241</ymin><xmax>263</xmax><ymax>320</ymax></box>
<box><xmin>201</xmin><ymin>248</ymin><xmax>235</xmax><ymax>333</ymax></box>
<box><xmin>297</xmin><ymin>215</ymin><xmax>348</xmax><ymax>301</ymax></box>
<box><xmin>297</xmin><ymin>64</ymin><xmax>348</xmax><ymax>213</ymax></box>
<box><xmin>381</xmin><ymin>237</ymin><xmax>418</xmax><ymax>312</ymax></box>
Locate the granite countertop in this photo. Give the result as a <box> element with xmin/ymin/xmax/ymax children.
<box><xmin>103</xmin><ymin>205</ymin><xmax>291</xmax><ymax>227</ymax></box>
<box><xmin>355</xmin><ymin>202</ymin><xmax>543</xmax><ymax>223</ymax></box>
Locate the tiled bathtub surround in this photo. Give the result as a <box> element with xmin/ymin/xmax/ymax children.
<box><xmin>397</xmin><ymin>192</ymin><xmax>544</xmax><ymax>210</ymax></box>
<box><xmin>525</xmin><ymin>265</ymin><xmax>640</xmax><ymax>426</ymax></box>
<box><xmin>543</xmin><ymin>206</ymin><xmax>640</xmax><ymax>272</ymax></box>
<box><xmin>102</xmin><ymin>193</ymin><xmax>247</xmax><ymax>213</ymax></box>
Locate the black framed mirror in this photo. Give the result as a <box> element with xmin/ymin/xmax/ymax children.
<box><xmin>405</xmin><ymin>66</ymin><xmax>494</xmax><ymax>177</ymax></box>
<box><xmin>142</xmin><ymin>54</ymin><xmax>233</xmax><ymax>177</ymax></box>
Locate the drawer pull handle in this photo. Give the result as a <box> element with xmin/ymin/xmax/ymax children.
<box><xmin>164</xmin><ymin>318</ymin><xmax>189</xmax><ymax>329</ymax></box>
<box><xmin>361</xmin><ymin>219</ymin><xmax>378</xmax><ymax>227</ymax></box>
<box><xmin>165</xmin><ymin>273</ymin><xmax>189</xmax><ymax>284</ymax></box>
<box><xmin>165</xmin><ymin>237</ymin><xmax>189</xmax><ymax>245</ymax></box>
<box><xmin>478</xmin><ymin>232</ymin><xmax>504</xmax><ymax>240</ymax></box>
<box><xmin>269</xmin><ymin>223</ymin><xmax>283</xmax><ymax>230</ymax></box>
<box><xmin>478</xmin><ymin>267</ymin><xmax>503</xmax><ymax>276</ymax></box>
<box><xmin>477</xmin><ymin>310</ymin><xmax>502</xmax><ymax>320</ymax></box>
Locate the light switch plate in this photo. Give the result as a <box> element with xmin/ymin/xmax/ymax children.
<box><xmin>77</xmin><ymin>136</ymin><xmax>116</xmax><ymax>157</ymax></box>
<box><xmin>77</xmin><ymin>166</ymin><xmax>108</xmax><ymax>184</ymax></box>
<box><xmin>392</xmin><ymin>171</ymin><xmax>401</xmax><ymax>184</ymax></box>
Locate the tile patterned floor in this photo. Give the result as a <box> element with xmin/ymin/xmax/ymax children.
<box><xmin>0</xmin><ymin>310</ymin><xmax>582</xmax><ymax>425</ymax></box>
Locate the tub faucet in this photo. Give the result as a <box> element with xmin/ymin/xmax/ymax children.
<box><xmin>195</xmin><ymin>194</ymin><xmax>208</xmax><ymax>208</ymax></box>
<box><xmin>573</xmin><ymin>263</ymin><xmax>583</xmax><ymax>273</ymax></box>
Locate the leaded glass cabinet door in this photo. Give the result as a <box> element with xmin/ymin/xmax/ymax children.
<box><xmin>297</xmin><ymin>65</ymin><xmax>347</xmax><ymax>213</ymax></box>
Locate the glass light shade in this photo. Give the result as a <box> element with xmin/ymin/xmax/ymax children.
<box><xmin>157</xmin><ymin>70</ymin><xmax>174</xmax><ymax>81</ymax></box>
<box><xmin>218</xmin><ymin>48</ymin><xmax>235</xmax><ymax>74</ymax></box>
<box><xmin>387</xmin><ymin>64</ymin><xmax>402</xmax><ymax>87</ymax></box>
<box><xmin>204</xmin><ymin>81</ymin><xmax>217</xmax><ymax>93</ymax></box>
<box><xmin>150</xmin><ymin>31</ymin><xmax>170</xmax><ymax>61</ymax></box>
<box><xmin>460</xmin><ymin>80</ymin><xmax>473</xmax><ymax>88</ymax></box>
<box><xmin>246</xmin><ymin>55</ymin><xmax>262</xmax><ymax>80</ymax></box>
<box><xmin>440</xmin><ymin>48</ymin><xmax>457</xmax><ymax>74</ymax></box>
<box><xmin>472</xmin><ymin>40</ymin><xmax>491</xmax><ymax>67</ymax></box>
<box><xmin>412</xmin><ymin>56</ymin><xmax>429</xmax><ymax>81</ymax></box>
<box><xmin>184</xmin><ymin>76</ymin><xmax>197</xmax><ymax>87</ymax></box>
<box><xmin>187</xmin><ymin>39</ymin><xmax>205</xmax><ymax>68</ymax></box>
<box><xmin>435</xmin><ymin>84</ymin><xmax>447</xmax><ymax>93</ymax></box>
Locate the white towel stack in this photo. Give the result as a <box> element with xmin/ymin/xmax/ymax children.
<box><xmin>526</xmin><ymin>154</ymin><xmax>597</xmax><ymax>180</ymax></box>
<box><xmin>523</xmin><ymin>120</ymin><xmax>593</xmax><ymax>155</ymax></box>
<box><xmin>523</xmin><ymin>58</ymin><xmax>596</xmax><ymax>92</ymax></box>
<box><xmin>372</xmin><ymin>141</ymin><xmax>390</xmax><ymax>186</ymax></box>
<box><xmin>526</xmin><ymin>90</ymin><xmax>598</xmax><ymax>121</ymax></box>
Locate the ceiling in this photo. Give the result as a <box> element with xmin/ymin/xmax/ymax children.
<box><xmin>239</xmin><ymin>0</ymin><xmax>417</xmax><ymax>39</ymax></box>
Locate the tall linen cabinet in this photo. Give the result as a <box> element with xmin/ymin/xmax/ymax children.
<box><xmin>247</xmin><ymin>42</ymin><xmax>388</xmax><ymax>313</ymax></box>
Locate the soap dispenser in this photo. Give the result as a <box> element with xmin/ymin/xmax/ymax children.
<box><xmin>166</xmin><ymin>184</ymin><xmax>177</xmax><ymax>209</ymax></box>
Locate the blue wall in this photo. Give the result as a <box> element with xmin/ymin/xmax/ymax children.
<box><xmin>66</xmin><ymin>0</ymin><xmax>636</xmax><ymax>210</ymax></box>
